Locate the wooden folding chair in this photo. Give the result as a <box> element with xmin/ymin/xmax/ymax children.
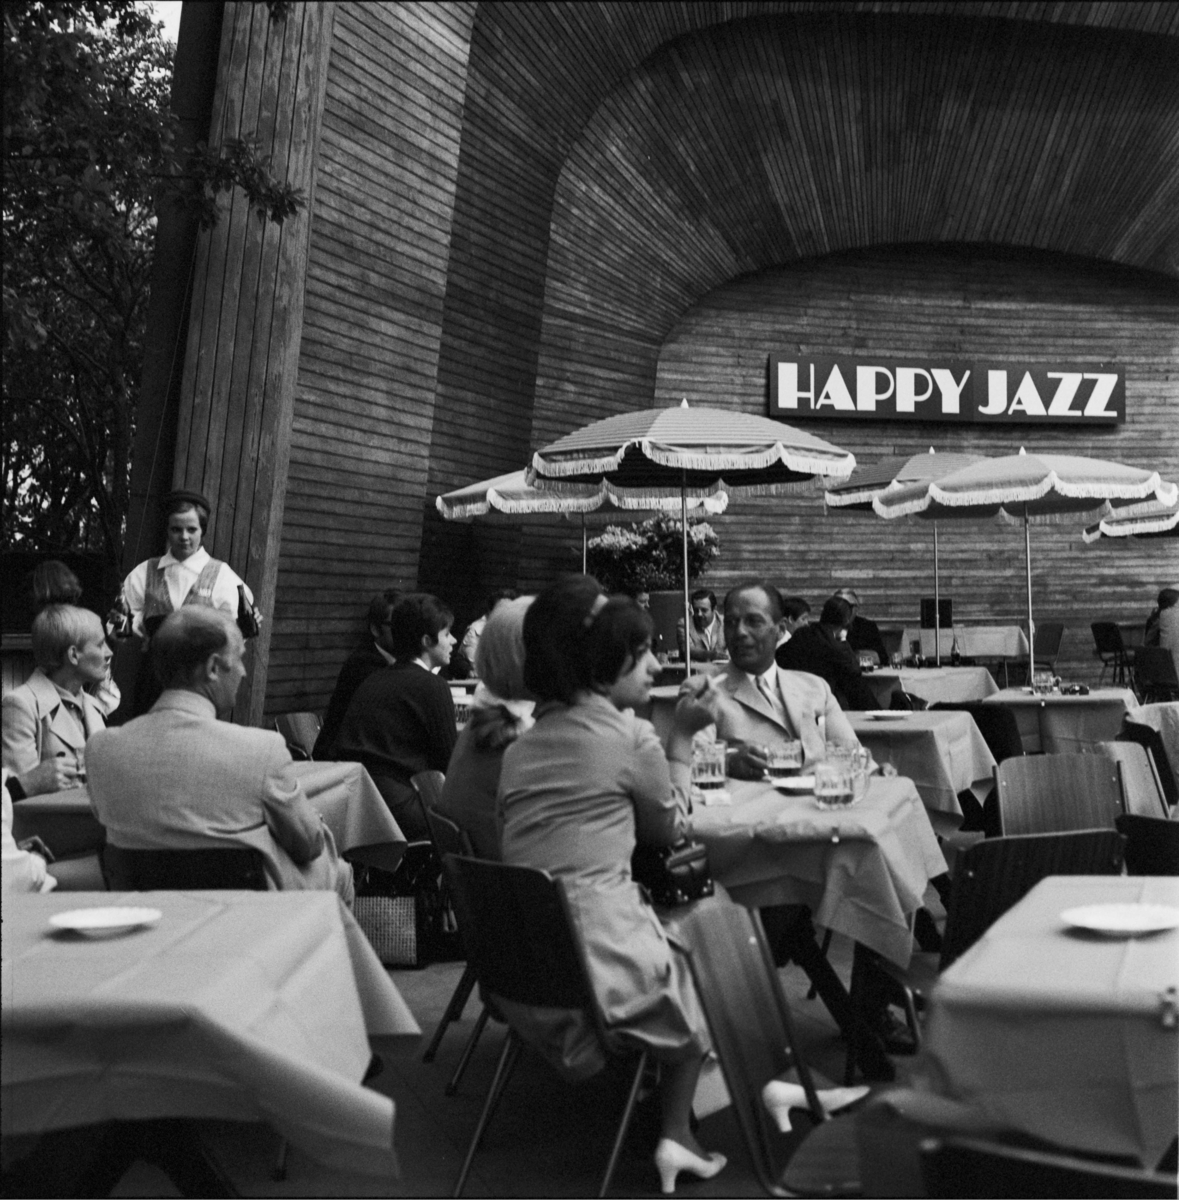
<box><xmin>845</xmin><ymin>830</ymin><xmax>1126</xmax><ymax>1075</ymax></box>
<box><xmin>443</xmin><ymin>855</ymin><xmax>649</xmax><ymax>1198</ymax></box>
<box><xmin>1115</xmin><ymin>814</ymin><xmax>1179</xmax><ymax>876</ymax></box>
<box><xmin>1081</xmin><ymin>741</ymin><xmax>1168</xmax><ymax>818</ymax></box>
<box><xmin>920</xmin><ymin>1135</ymin><xmax>1176</xmax><ymax>1198</ymax></box>
<box><xmin>273</xmin><ymin>711</ymin><xmax>322</xmax><ymax>760</ymax></box>
<box><xmin>994</xmin><ymin>754</ymin><xmax>1126</xmax><ymax>835</ymax></box>
<box><xmin>1119</xmin><ymin>720</ymin><xmax>1178</xmax><ymax>808</ymax></box>
<box><xmin>100</xmin><ymin>845</ymin><xmax>268</xmax><ymax>891</ymax></box>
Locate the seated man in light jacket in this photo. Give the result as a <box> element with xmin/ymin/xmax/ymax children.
<box><xmin>2</xmin><ymin>604</ymin><xmax>111</xmax><ymax>796</ymax></box>
<box><xmin>86</xmin><ymin>608</ymin><xmax>353</xmax><ymax>903</ymax></box>
<box><xmin>681</xmin><ymin>580</ymin><xmax>859</xmax><ymax>777</ymax></box>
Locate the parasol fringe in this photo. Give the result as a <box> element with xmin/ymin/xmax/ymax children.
<box><xmin>873</xmin><ymin>492</ymin><xmax>933</xmax><ymax>518</ymax></box>
<box><xmin>531</xmin><ymin>441</ymin><xmax>854</xmax><ymax>480</ymax></box>
<box><xmin>927</xmin><ymin>470</ymin><xmax>1168</xmax><ymax>509</ymax></box>
<box><xmin>993</xmin><ymin>503</ymin><xmax>1111</xmax><ymax>527</ymax></box>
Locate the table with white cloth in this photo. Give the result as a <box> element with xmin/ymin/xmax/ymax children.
<box><xmin>982</xmin><ymin>687</ymin><xmax>1138</xmax><ymax>754</ymax></box>
<box><xmin>1</xmin><ymin>889</ymin><xmax>421</xmax><ymax>1176</ymax></box>
<box><xmin>690</xmin><ymin>775</ymin><xmax>947</xmax><ymax>970</ymax></box>
<box><xmin>901</xmin><ymin>625</ymin><xmax>1029</xmax><ymax>663</ymax></box>
<box><xmin>865</xmin><ymin>665</ymin><xmax>999</xmax><ymax>708</ymax></box>
<box><xmin>919</xmin><ymin>875</ymin><xmax>1179</xmax><ymax>1168</ymax></box>
<box><xmin>847</xmin><ymin>711</ymin><xmax>997</xmax><ymax>835</ymax></box>
<box><xmin>9</xmin><ymin>761</ymin><xmax>406</xmax><ymax>873</ymax></box>
<box><xmin>1126</xmin><ymin>701</ymin><xmax>1179</xmax><ymax>784</ymax></box>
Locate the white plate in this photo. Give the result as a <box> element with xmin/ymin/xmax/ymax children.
<box><xmin>1060</xmin><ymin>903</ymin><xmax>1179</xmax><ymax>937</ymax></box>
<box><xmin>49</xmin><ymin>906</ymin><xmax>162</xmax><ymax>937</ymax></box>
<box><xmin>865</xmin><ymin>710</ymin><xmax>910</xmax><ymax>720</ymax></box>
<box><xmin>771</xmin><ymin>775</ymin><xmax>815</xmax><ymax>792</ymax></box>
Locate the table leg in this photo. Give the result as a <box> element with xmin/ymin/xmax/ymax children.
<box><xmin>758</xmin><ymin>904</ymin><xmax>895</xmax><ymax>1083</ymax></box>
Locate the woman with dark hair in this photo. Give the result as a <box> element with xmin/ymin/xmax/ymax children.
<box><xmin>334</xmin><ymin>593</ymin><xmax>457</xmax><ymax>839</ymax></box>
<box><xmin>498</xmin><ymin>576</ymin><xmax>729</xmax><ymax>1193</ymax></box>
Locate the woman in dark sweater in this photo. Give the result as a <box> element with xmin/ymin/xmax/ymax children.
<box><xmin>334</xmin><ymin>593</ymin><xmax>457</xmax><ymax>839</ymax></box>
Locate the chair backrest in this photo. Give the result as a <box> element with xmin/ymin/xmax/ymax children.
<box><xmin>274</xmin><ymin>711</ymin><xmax>322</xmax><ymax>760</ymax></box>
<box><xmin>994</xmin><ymin>754</ymin><xmax>1125</xmax><ymax>835</ymax></box>
<box><xmin>1080</xmin><ymin>741</ymin><xmax>1168</xmax><ymax>818</ymax></box>
<box><xmin>1032</xmin><ymin>620</ymin><xmax>1064</xmax><ymax>666</ymax></box>
<box><xmin>880</xmin><ymin>628</ymin><xmax>904</xmax><ymax>660</ymax></box>
<box><xmin>920</xmin><ymin>1136</ymin><xmax>1176</xmax><ymax>1199</ymax></box>
<box><xmin>1091</xmin><ymin>621</ymin><xmax>1126</xmax><ymax>657</ymax></box>
<box><xmin>101</xmin><ymin>844</ymin><xmax>268</xmax><ymax>891</ymax></box>
<box><xmin>673</xmin><ymin>898</ymin><xmax>826</xmax><ymax>1195</ymax></box>
<box><xmin>1115</xmin><ymin>814</ymin><xmax>1179</xmax><ymax>876</ymax></box>
<box><xmin>939</xmin><ymin>830</ymin><xmax>1126</xmax><ymax>970</ymax></box>
<box><xmin>426</xmin><ymin>805</ymin><xmax>474</xmax><ymax>859</ymax></box>
<box><xmin>443</xmin><ymin>855</ymin><xmax>595</xmax><ymax>1013</ymax></box>
<box><xmin>1118</xmin><ymin>720</ymin><xmax>1178</xmax><ymax>807</ymax></box>
<box><xmin>411</xmin><ymin>768</ymin><xmax>446</xmax><ymax>812</ymax></box>
<box><xmin>930</xmin><ymin>702</ymin><xmax>1024</xmax><ymax>763</ymax></box>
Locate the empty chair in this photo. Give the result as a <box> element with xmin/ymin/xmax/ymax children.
<box><xmin>880</xmin><ymin>629</ymin><xmax>904</xmax><ymax>662</ymax></box>
<box><xmin>930</xmin><ymin>702</ymin><xmax>1024</xmax><ymax>764</ymax></box>
<box><xmin>846</xmin><ymin>830</ymin><xmax>1126</xmax><ymax>1072</ymax></box>
<box><xmin>444</xmin><ymin>854</ymin><xmax>651</xmax><ymax>1198</ymax></box>
<box><xmin>995</xmin><ymin>754</ymin><xmax>1126</xmax><ymax>836</ymax></box>
<box><xmin>1080</xmin><ymin>741</ymin><xmax>1168</xmax><ymax>818</ymax></box>
<box><xmin>920</xmin><ymin>1136</ymin><xmax>1176</xmax><ymax>1199</ymax></box>
<box><xmin>1031</xmin><ymin>620</ymin><xmax>1064</xmax><ymax>672</ymax></box>
<box><xmin>273</xmin><ymin>711</ymin><xmax>322</xmax><ymax>760</ymax></box>
<box><xmin>1134</xmin><ymin>646</ymin><xmax>1179</xmax><ymax>703</ymax></box>
<box><xmin>101</xmin><ymin>844</ymin><xmax>268</xmax><ymax>891</ymax></box>
<box><xmin>1091</xmin><ymin>621</ymin><xmax>1132</xmax><ymax>687</ymax></box>
<box><xmin>1115</xmin><ymin>814</ymin><xmax>1179</xmax><ymax>876</ymax></box>
<box><xmin>1119</xmin><ymin>720</ymin><xmax>1178</xmax><ymax>808</ymax></box>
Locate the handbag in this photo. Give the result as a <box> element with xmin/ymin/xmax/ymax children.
<box><xmin>631</xmin><ymin>838</ymin><xmax>714</xmax><ymax>908</ymax></box>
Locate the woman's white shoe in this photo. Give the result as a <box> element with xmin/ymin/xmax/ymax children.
<box><xmin>761</xmin><ymin>1079</ymin><xmax>870</xmax><ymax>1133</ymax></box>
<box><xmin>653</xmin><ymin>1138</ymin><xmax>727</xmax><ymax>1194</ymax></box>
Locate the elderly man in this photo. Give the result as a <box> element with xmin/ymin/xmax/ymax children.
<box><xmin>2</xmin><ymin>604</ymin><xmax>110</xmax><ymax>796</ymax></box>
<box><xmin>835</xmin><ymin>587</ymin><xmax>889</xmax><ymax>664</ymax></box>
<box><xmin>676</xmin><ymin>588</ymin><xmax>726</xmax><ymax>661</ymax></box>
<box><xmin>695</xmin><ymin>580</ymin><xmax>858</xmax><ymax>778</ymax></box>
<box><xmin>86</xmin><ymin>609</ymin><xmax>352</xmax><ymax>902</ymax></box>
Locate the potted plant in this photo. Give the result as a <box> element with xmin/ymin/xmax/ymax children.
<box><xmin>586</xmin><ymin>513</ymin><xmax>720</xmax><ymax>594</ymax></box>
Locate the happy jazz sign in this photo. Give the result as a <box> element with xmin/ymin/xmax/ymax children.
<box><xmin>770</xmin><ymin>357</ymin><xmax>1125</xmax><ymax>425</ymax></box>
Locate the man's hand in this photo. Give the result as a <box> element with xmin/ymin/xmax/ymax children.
<box><xmin>17</xmin><ymin>835</ymin><xmax>54</xmax><ymax>863</ymax></box>
<box><xmin>727</xmin><ymin>742</ymin><xmax>771</xmax><ymax>781</ymax></box>
<box><xmin>18</xmin><ymin>757</ymin><xmax>79</xmax><ymax>796</ymax></box>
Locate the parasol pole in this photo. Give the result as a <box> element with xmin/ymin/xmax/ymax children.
<box><xmin>1024</xmin><ymin>506</ymin><xmax>1035</xmax><ymax>674</ymax></box>
<box><xmin>682</xmin><ymin>470</ymin><xmax>692</xmax><ymax>676</ymax></box>
<box><xmin>933</xmin><ymin>522</ymin><xmax>941</xmax><ymax>666</ymax></box>
<box><xmin>582</xmin><ymin>514</ymin><xmax>588</xmax><ymax>573</ymax></box>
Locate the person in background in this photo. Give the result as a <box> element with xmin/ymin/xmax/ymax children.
<box><xmin>834</xmin><ymin>587</ymin><xmax>888</xmax><ymax>664</ymax></box>
<box><xmin>2</xmin><ymin>605</ymin><xmax>111</xmax><ymax>796</ymax></box>
<box><xmin>437</xmin><ymin>596</ymin><xmax>534</xmax><ymax>858</ymax></box>
<box><xmin>631</xmin><ymin>589</ymin><xmax>664</xmax><ymax>655</ymax></box>
<box><xmin>313</xmin><ymin>589</ymin><xmax>402</xmax><ymax>759</ymax></box>
<box><xmin>454</xmin><ymin>588</ymin><xmax>519</xmax><ymax>679</ymax></box>
<box><xmin>497</xmin><ymin>578</ymin><xmax>729</xmax><ymax>1192</ymax></box>
<box><xmin>776</xmin><ymin>595</ymin><xmax>812</xmax><ymax>647</ymax></box>
<box><xmin>676</xmin><ymin>588</ymin><xmax>726</xmax><ymax>661</ymax></box>
<box><xmin>2</xmin><ymin>768</ymin><xmax>56</xmax><ymax>893</ymax></box>
<box><xmin>777</xmin><ymin>595</ymin><xmax>880</xmax><ymax>712</ymax></box>
<box><xmin>690</xmin><ymin>581</ymin><xmax>858</xmax><ymax>777</ymax></box>
<box><xmin>334</xmin><ymin>593</ymin><xmax>458</xmax><ymax>839</ymax></box>
<box><xmin>86</xmin><ymin>609</ymin><xmax>352</xmax><ymax>902</ymax></box>
<box><xmin>29</xmin><ymin>560</ymin><xmax>120</xmax><ymax>717</ymax></box>
<box><xmin>116</xmin><ymin>490</ymin><xmax>258</xmax><ymax>715</ymax></box>
<box><xmin>1154</xmin><ymin>587</ymin><xmax>1179</xmax><ymax>678</ymax></box>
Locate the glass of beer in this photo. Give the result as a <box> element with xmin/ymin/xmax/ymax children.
<box><xmin>814</xmin><ymin>760</ymin><xmax>855</xmax><ymax>810</ymax></box>
<box><xmin>765</xmin><ymin>740</ymin><xmax>803</xmax><ymax>781</ymax></box>
<box><xmin>691</xmin><ymin>739</ymin><xmax>727</xmax><ymax>795</ymax></box>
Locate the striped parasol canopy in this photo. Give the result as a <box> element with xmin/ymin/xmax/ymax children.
<box><xmin>873</xmin><ymin>450</ymin><xmax>1178</xmax><ymax>662</ymax></box>
<box><xmin>1083</xmin><ymin>492</ymin><xmax>1179</xmax><ymax>542</ymax></box>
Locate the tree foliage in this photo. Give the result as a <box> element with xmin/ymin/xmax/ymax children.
<box><xmin>2</xmin><ymin>0</ymin><xmax>303</xmax><ymax>563</ymax></box>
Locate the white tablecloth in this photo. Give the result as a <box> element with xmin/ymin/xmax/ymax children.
<box><xmin>920</xmin><ymin>875</ymin><xmax>1179</xmax><ymax>1167</ymax></box>
<box><xmin>983</xmin><ymin>688</ymin><xmax>1138</xmax><ymax>753</ymax></box>
<box><xmin>848</xmin><ymin>711</ymin><xmax>997</xmax><ymax>835</ymax></box>
<box><xmin>902</xmin><ymin>626</ymin><xmax>1029</xmax><ymax>661</ymax></box>
<box><xmin>1</xmin><ymin>890</ymin><xmax>420</xmax><ymax>1175</ymax></box>
<box><xmin>867</xmin><ymin>666</ymin><xmax>999</xmax><ymax>707</ymax></box>
<box><xmin>690</xmin><ymin>775</ymin><xmax>946</xmax><ymax>969</ymax></box>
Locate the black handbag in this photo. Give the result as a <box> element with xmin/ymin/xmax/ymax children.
<box><xmin>631</xmin><ymin>838</ymin><xmax>714</xmax><ymax>908</ymax></box>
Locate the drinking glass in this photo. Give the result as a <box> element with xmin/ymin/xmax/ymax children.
<box><xmin>890</xmin><ymin>651</ymin><xmax>904</xmax><ymax>669</ymax></box>
<box><xmin>1032</xmin><ymin>669</ymin><xmax>1056</xmax><ymax>695</ymax></box>
<box><xmin>692</xmin><ymin>739</ymin><xmax>727</xmax><ymax>794</ymax></box>
<box><xmin>765</xmin><ymin>741</ymin><xmax>803</xmax><ymax>780</ymax></box>
<box><xmin>814</xmin><ymin>761</ymin><xmax>855</xmax><ymax>810</ymax></box>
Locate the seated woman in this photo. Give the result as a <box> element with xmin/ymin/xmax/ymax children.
<box><xmin>334</xmin><ymin>592</ymin><xmax>457</xmax><ymax>840</ymax></box>
<box><xmin>437</xmin><ymin>595</ymin><xmax>533</xmax><ymax>859</ymax></box>
<box><xmin>497</xmin><ymin>576</ymin><xmax>728</xmax><ymax>1194</ymax></box>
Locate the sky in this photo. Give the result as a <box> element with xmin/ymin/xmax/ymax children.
<box><xmin>146</xmin><ymin>0</ymin><xmax>183</xmax><ymax>45</ymax></box>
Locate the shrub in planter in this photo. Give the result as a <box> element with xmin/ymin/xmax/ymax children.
<box><xmin>586</xmin><ymin>514</ymin><xmax>719</xmax><ymax>594</ymax></box>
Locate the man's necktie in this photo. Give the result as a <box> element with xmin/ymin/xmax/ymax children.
<box><xmin>757</xmin><ymin>672</ymin><xmax>789</xmax><ymax>728</ymax></box>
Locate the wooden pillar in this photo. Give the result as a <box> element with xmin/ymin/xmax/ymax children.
<box><xmin>170</xmin><ymin>1</ymin><xmax>336</xmax><ymax>724</ymax></box>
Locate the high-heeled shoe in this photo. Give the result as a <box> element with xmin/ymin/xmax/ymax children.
<box><xmin>761</xmin><ymin>1079</ymin><xmax>870</xmax><ymax>1133</ymax></box>
<box><xmin>654</xmin><ymin>1138</ymin><xmax>727</xmax><ymax>1194</ymax></box>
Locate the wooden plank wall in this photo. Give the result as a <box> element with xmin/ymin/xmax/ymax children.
<box><xmin>265</xmin><ymin>2</ymin><xmax>475</xmax><ymax>714</ymax></box>
<box><xmin>649</xmin><ymin>246</ymin><xmax>1178</xmax><ymax>687</ymax></box>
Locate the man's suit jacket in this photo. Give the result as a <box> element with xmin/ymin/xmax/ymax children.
<box><xmin>775</xmin><ymin>624</ymin><xmax>880</xmax><ymax>711</ymax></box>
<box><xmin>86</xmin><ymin>690</ymin><xmax>351</xmax><ymax>900</ymax></box>
<box><xmin>676</xmin><ymin>615</ymin><xmax>727</xmax><ymax>661</ymax></box>
<box><xmin>2</xmin><ymin>668</ymin><xmax>106</xmax><ymax>780</ymax></box>
<box><xmin>711</xmin><ymin>662</ymin><xmax>859</xmax><ymax>765</ymax></box>
<box><xmin>847</xmin><ymin>615</ymin><xmax>888</xmax><ymax>663</ymax></box>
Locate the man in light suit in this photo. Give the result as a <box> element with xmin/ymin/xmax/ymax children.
<box><xmin>689</xmin><ymin>580</ymin><xmax>859</xmax><ymax>778</ymax></box>
<box><xmin>86</xmin><ymin>608</ymin><xmax>352</xmax><ymax>902</ymax></box>
<box><xmin>2</xmin><ymin>605</ymin><xmax>111</xmax><ymax>796</ymax></box>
